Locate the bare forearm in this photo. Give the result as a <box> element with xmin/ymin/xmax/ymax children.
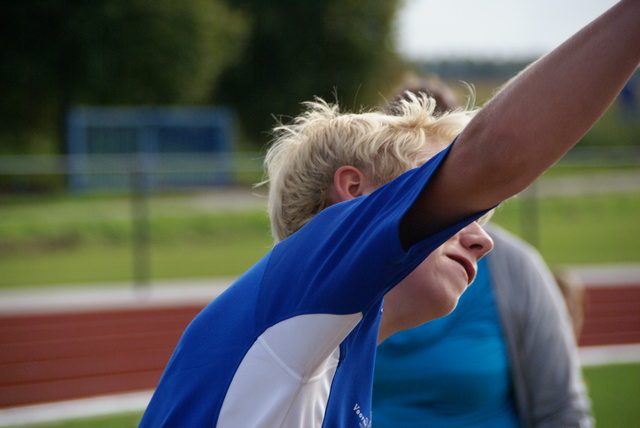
<box><xmin>458</xmin><ymin>0</ymin><xmax>640</xmax><ymax>202</ymax></box>
<box><xmin>403</xmin><ymin>1</ymin><xmax>640</xmax><ymax>245</ymax></box>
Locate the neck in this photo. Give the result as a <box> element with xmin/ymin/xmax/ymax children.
<box><xmin>377</xmin><ymin>322</ymin><xmax>394</xmax><ymax>345</ymax></box>
<box><xmin>377</xmin><ymin>311</ymin><xmax>413</xmax><ymax>344</ymax></box>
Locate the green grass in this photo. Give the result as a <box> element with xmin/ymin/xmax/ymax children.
<box><xmin>491</xmin><ymin>192</ymin><xmax>640</xmax><ymax>264</ymax></box>
<box><xmin>0</xmin><ymin>238</ymin><xmax>272</xmax><ymax>287</ymax></box>
<box><xmin>0</xmin><ymin>203</ymin><xmax>273</xmax><ymax>287</ymax></box>
<box><xmin>27</xmin><ymin>412</ymin><xmax>142</xmax><ymax>428</ymax></box>
<box><xmin>22</xmin><ymin>363</ymin><xmax>640</xmax><ymax>427</ymax></box>
<box><xmin>1</xmin><ymin>190</ymin><xmax>639</xmax><ymax>288</ymax></box>
<box><xmin>583</xmin><ymin>363</ymin><xmax>640</xmax><ymax>428</ymax></box>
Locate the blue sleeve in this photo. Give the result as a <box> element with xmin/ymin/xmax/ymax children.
<box><xmin>262</xmin><ymin>143</ymin><xmax>490</xmax><ymax>315</ymax></box>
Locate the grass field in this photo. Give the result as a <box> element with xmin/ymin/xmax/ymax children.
<box><xmin>0</xmin><ymin>196</ymin><xmax>274</xmax><ymax>288</ymax></box>
<box><xmin>490</xmin><ymin>190</ymin><xmax>640</xmax><ymax>264</ymax></box>
<box><xmin>1</xmin><ymin>188</ymin><xmax>639</xmax><ymax>289</ymax></box>
<box><xmin>584</xmin><ymin>362</ymin><xmax>640</xmax><ymax>427</ymax></box>
<box><xmin>2</xmin><ymin>179</ymin><xmax>638</xmax><ymax>427</ymax></box>
<box><xmin>19</xmin><ymin>362</ymin><xmax>640</xmax><ymax>427</ymax></box>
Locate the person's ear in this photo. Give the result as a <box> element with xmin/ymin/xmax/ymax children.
<box><xmin>328</xmin><ymin>166</ymin><xmax>375</xmax><ymax>204</ymax></box>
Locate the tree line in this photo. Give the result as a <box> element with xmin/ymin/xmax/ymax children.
<box><xmin>1</xmin><ymin>0</ymin><xmax>403</xmax><ymax>154</ymax></box>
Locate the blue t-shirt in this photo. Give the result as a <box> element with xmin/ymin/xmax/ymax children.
<box><xmin>372</xmin><ymin>257</ymin><xmax>520</xmax><ymax>427</ymax></box>
<box><xmin>140</xmin><ymin>144</ymin><xmax>488</xmax><ymax>428</ymax></box>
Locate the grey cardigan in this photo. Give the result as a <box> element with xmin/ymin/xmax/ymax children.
<box><xmin>485</xmin><ymin>224</ymin><xmax>594</xmax><ymax>428</ymax></box>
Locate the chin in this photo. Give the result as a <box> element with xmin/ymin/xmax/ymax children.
<box><xmin>440</xmin><ymin>298</ymin><xmax>460</xmax><ymax>317</ymax></box>
<box><xmin>428</xmin><ymin>294</ymin><xmax>461</xmax><ymax>320</ymax></box>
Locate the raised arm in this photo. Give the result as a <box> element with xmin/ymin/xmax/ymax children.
<box><xmin>402</xmin><ymin>0</ymin><xmax>640</xmax><ymax>245</ymax></box>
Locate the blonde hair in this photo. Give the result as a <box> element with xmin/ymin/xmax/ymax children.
<box><xmin>263</xmin><ymin>93</ymin><xmax>476</xmax><ymax>242</ymax></box>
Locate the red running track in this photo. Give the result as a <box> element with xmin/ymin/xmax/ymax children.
<box><xmin>0</xmin><ymin>278</ymin><xmax>638</xmax><ymax>409</ymax></box>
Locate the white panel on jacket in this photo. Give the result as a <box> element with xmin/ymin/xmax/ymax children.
<box><xmin>217</xmin><ymin>312</ymin><xmax>363</xmax><ymax>427</ymax></box>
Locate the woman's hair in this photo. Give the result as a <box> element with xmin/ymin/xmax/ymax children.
<box><xmin>553</xmin><ymin>269</ymin><xmax>586</xmax><ymax>339</ymax></box>
<box><xmin>262</xmin><ymin>92</ymin><xmax>476</xmax><ymax>242</ymax></box>
<box><xmin>384</xmin><ymin>72</ymin><xmax>464</xmax><ymax>115</ymax></box>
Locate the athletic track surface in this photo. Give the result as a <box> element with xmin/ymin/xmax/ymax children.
<box><xmin>0</xmin><ymin>264</ymin><xmax>638</xmax><ymax>426</ymax></box>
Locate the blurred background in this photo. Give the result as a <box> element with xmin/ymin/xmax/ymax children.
<box><xmin>0</xmin><ymin>0</ymin><xmax>638</xmax><ymax>427</ymax></box>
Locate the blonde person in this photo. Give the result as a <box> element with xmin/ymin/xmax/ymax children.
<box><xmin>140</xmin><ymin>2</ymin><xmax>640</xmax><ymax>426</ymax></box>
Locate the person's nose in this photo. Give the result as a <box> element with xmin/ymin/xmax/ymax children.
<box><xmin>458</xmin><ymin>222</ymin><xmax>494</xmax><ymax>260</ymax></box>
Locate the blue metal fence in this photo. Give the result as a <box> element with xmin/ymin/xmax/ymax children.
<box><xmin>66</xmin><ymin>106</ymin><xmax>236</xmax><ymax>192</ymax></box>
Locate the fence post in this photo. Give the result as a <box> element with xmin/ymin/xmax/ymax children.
<box><xmin>521</xmin><ymin>180</ymin><xmax>540</xmax><ymax>249</ymax></box>
<box><xmin>131</xmin><ymin>165</ymin><xmax>151</xmax><ymax>291</ymax></box>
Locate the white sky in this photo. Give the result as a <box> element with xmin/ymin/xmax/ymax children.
<box><xmin>395</xmin><ymin>0</ymin><xmax>619</xmax><ymax>60</ymax></box>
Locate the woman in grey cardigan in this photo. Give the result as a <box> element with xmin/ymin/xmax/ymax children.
<box><xmin>487</xmin><ymin>224</ymin><xmax>592</xmax><ymax>427</ymax></box>
<box><xmin>373</xmin><ymin>223</ymin><xmax>593</xmax><ymax>427</ymax></box>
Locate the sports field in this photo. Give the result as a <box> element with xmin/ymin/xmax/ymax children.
<box><xmin>1</xmin><ymin>173</ymin><xmax>638</xmax><ymax>427</ymax></box>
<box><xmin>1</xmin><ymin>183</ymin><xmax>639</xmax><ymax>289</ymax></box>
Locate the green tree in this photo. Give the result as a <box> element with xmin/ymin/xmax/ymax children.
<box><xmin>0</xmin><ymin>0</ymin><xmax>248</xmax><ymax>154</ymax></box>
<box><xmin>214</xmin><ymin>0</ymin><xmax>405</xmax><ymax>148</ymax></box>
